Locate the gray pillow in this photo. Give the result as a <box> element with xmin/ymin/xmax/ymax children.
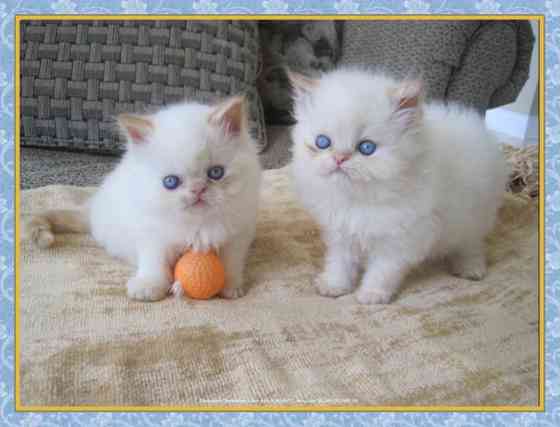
<box><xmin>339</xmin><ymin>21</ymin><xmax>534</xmax><ymax>113</ymax></box>
<box><xmin>20</xmin><ymin>20</ymin><xmax>268</xmax><ymax>154</ymax></box>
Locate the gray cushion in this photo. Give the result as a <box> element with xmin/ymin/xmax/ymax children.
<box><xmin>339</xmin><ymin>21</ymin><xmax>535</xmax><ymax>113</ymax></box>
<box><xmin>20</xmin><ymin>20</ymin><xmax>268</xmax><ymax>153</ymax></box>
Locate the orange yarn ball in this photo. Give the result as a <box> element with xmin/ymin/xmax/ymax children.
<box><xmin>174</xmin><ymin>250</ymin><xmax>225</xmax><ymax>300</ymax></box>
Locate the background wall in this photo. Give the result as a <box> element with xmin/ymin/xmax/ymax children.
<box><xmin>505</xmin><ymin>20</ymin><xmax>539</xmax><ymax>116</ymax></box>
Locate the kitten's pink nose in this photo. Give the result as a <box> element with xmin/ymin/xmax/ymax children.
<box><xmin>334</xmin><ymin>153</ymin><xmax>351</xmax><ymax>165</ymax></box>
<box><xmin>190</xmin><ymin>183</ymin><xmax>207</xmax><ymax>196</ymax></box>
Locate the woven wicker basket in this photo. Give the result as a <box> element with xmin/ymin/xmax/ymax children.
<box><xmin>20</xmin><ymin>20</ymin><xmax>267</xmax><ymax>154</ymax></box>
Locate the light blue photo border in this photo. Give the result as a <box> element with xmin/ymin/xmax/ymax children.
<box><xmin>1</xmin><ymin>0</ymin><xmax>557</xmax><ymax>425</ymax></box>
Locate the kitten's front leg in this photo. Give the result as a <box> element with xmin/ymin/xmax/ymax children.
<box><xmin>357</xmin><ymin>227</ymin><xmax>435</xmax><ymax>304</ymax></box>
<box><xmin>127</xmin><ymin>244</ymin><xmax>172</xmax><ymax>302</ymax></box>
<box><xmin>218</xmin><ymin>232</ymin><xmax>253</xmax><ymax>299</ymax></box>
<box><xmin>356</xmin><ymin>252</ymin><xmax>410</xmax><ymax>305</ymax></box>
<box><xmin>315</xmin><ymin>232</ymin><xmax>359</xmax><ymax>298</ymax></box>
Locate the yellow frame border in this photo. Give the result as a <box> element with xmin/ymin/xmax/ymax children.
<box><xmin>14</xmin><ymin>14</ymin><xmax>546</xmax><ymax>413</ymax></box>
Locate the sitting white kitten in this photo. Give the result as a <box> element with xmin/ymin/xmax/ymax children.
<box><xmin>27</xmin><ymin>96</ymin><xmax>262</xmax><ymax>301</ymax></box>
<box><xmin>289</xmin><ymin>68</ymin><xmax>508</xmax><ymax>304</ymax></box>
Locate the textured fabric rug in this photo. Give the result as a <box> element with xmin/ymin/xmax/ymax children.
<box><xmin>20</xmin><ymin>166</ymin><xmax>538</xmax><ymax>407</ymax></box>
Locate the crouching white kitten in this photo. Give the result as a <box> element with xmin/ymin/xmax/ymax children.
<box><xmin>27</xmin><ymin>96</ymin><xmax>262</xmax><ymax>301</ymax></box>
<box><xmin>289</xmin><ymin>68</ymin><xmax>508</xmax><ymax>304</ymax></box>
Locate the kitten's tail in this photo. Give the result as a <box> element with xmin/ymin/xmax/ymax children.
<box><xmin>25</xmin><ymin>207</ymin><xmax>90</xmax><ymax>249</ymax></box>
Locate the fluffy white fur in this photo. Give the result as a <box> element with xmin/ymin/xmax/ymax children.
<box><xmin>289</xmin><ymin>68</ymin><xmax>508</xmax><ymax>304</ymax></box>
<box><xmin>28</xmin><ymin>96</ymin><xmax>262</xmax><ymax>301</ymax></box>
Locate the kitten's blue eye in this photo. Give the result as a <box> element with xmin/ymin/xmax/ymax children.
<box><xmin>357</xmin><ymin>140</ymin><xmax>377</xmax><ymax>156</ymax></box>
<box><xmin>207</xmin><ymin>165</ymin><xmax>225</xmax><ymax>181</ymax></box>
<box><xmin>315</xmin><ymin>134</ymin><xmax>331</xmax><ymax>150</ymax></box>
<box><xmin>163</xmin><ymin>175</ymin><xmax>181</xmax><ymax>190</ymax></box>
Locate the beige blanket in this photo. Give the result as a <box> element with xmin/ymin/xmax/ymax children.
<box><xmin>20</xmin><ymin>166</ymin><xmax>539</xmax><ymax>407</ymax></box>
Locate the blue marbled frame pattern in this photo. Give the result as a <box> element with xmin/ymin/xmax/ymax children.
<box><xmin>1</xmin><ymin>0</ymin><xmax>557</xmax><ymax>425</ymax></box>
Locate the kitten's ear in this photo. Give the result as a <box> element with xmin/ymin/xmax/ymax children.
<box><xmin>118</xmin><ymin>113</ymin><xmax>154</xmax><ymax>144</ymax></box>
<box><xmin>208</xmin><ymin>95</ymin><xmax>246</xmax><ymax>136</ymax></box>
<box><xmin>286</xmin><ymin>68</ymin><xmax>319</xmax><ymax>99</ymax></box>
<box><xmin>388</xmin><ymin>79</ymin><xmax>424</xmax><ymax>131</ymax></box>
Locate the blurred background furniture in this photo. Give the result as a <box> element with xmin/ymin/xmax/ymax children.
<box><xmin>257</xmin><ymin>21</ymin><xmax>343</xmax><ymax>124</ymax></box>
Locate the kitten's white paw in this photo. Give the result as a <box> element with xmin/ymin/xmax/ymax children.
<box><xmin>355</xmin><ymin>288</ymin><xmax>392</xmax><ymax>305</ymax></box>
<box><xmin>127</xmin><ymin>277</ymin><xmax>170</xmax><ymax>301</ymax></box>
<box><xmin>169</xmin><ymin>281</ymin><xmax>185</xmax><ymax>298</ymax></box>
<box><xmin>219</xmin><ymin>286</ymin><xmax>247</xmax><ymax>299</ymax></box>
<box><xmin>449</xmin><ymin>254</ymin><xmax>487</xmax><ymax>281</ymax></box>
<box><xmin>314</xmin><ymin>274</ymin><xmax>354</xmax><ymax>298</ymax></box>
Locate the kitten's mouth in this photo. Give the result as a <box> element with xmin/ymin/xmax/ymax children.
<box><xmin>193</xmin><ymin>198</ymin><xmax>206</xmax><ymax>207</ymax></box>
<box><xmin>329</xmin><ymin>166</ymin><xmax>348</xmax><ymax>177</ymax></box>
<box><xmin>182</xmin><ymin>198</ymin><xmax>207</xmax><ymax>210</ymax></box>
